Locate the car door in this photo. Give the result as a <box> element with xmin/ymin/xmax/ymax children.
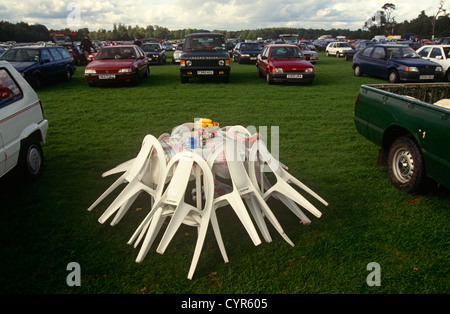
<box><xmin>358</xmin><ymin>47</ymin><xmax>374</xmax><ymax>74</ymax></box>
<box><xmin>48</xmin><ymin>47</ymin><xmax>65</xmax><ymax>78</ymax></box>
<box><xmin>367</xmin><ymin>46</ymin><xmax>388</xmax><ymax>78</ymax></box>
<box><xmin>257</xmin><ymin>47</ymin><xmax>269</xmax><ymax>75</ymax></box>
<box><xmin>38</xmin><ymin>48</ymin><xmax>55</xmax><ymax>78</ymax></box>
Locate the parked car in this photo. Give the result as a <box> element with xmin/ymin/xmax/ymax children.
<box><xmin>84</xmin><ymin>45</ymin><xmax>149</xmax><ymax>87</ymax></box>
<box><xmin>298</xmin><ymin>43</ymin><xmax>319</xmax><ymax>63</ymax></box>
<box><xmin>179</xmin><ymin>33</ymin><xmax>230</xmax><ymax>83</ymax></box>
<box><xmin>416</xmin><ymin>45</ymin><xmax>450</xmax><ymax>81</ymax></box>
<box><xmin>172</xmin><ymin>43</ymin><xmax>184</xmax><ymax>64</ymax></box>
<box><xmin>141</xmin><ymin>42</ymin><xmax>166</xmax><ymax>65</ymax></box>
<box><xmin>0</xmin><ymin>60</ymin><xmax>48</xmax><ymax>179</ymax></box>
<box><xmin>344</xmin><ymin>41</ymin><xmax>375</xmax><ymax>61</ymax></box>
<box><xmin>325</xmin><ymin>41</ymin><xmax>352</xmax><ymax>57</ymax></box>
<box><xmin>232</xmin><ymin>41</ymin><xmax>261</xmax><ymax>64</ymax></box>
<box><xmin>0</xmin><ymin>46</ymin><xmax>76</xmax><ymax>89</ymax></box>
<box><xmin>256</xmin><ymin>44</ymin><xmax>315</xmax><ymax>85</ymax></box>
<box><xmin>352</xmin><ymin>44</ymin><xmax>444</xmax><ymax>83</ymax></box>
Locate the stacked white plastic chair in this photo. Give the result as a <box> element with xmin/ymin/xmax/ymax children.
<box><xmin>87</xmin><ymin>134</ymin><xmax>167</xmax><ymax>226</ymax></box>
<box><xmin>248</xmin><ymin>139</ymin><xmax>328</xmax><ymax>226</ymax></box>
<box><xmin>129</xmin><ymin>151</ymin><xmax>228</xmax><ymax>280</ymax></box>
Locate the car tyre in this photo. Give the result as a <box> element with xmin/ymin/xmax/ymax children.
<box><xmin>388</xmin><ymin>136</ymin><xmax>425</xmax><ymax>193</ymax></box>
<box><xmin>266</xmin><ymin>72</ymin><xmax>273</xmax><ymax>85</ymax></box>
<box><xmin>31</xmin><ymin>74</ymin><xmax>42</xmax><ymax>90</ymax></box>
<box><xmin>65</xmin><ymin>68</ymin><xmax>72</xmax><ymax>81</ymax></box>
<box><xmin>257</xmin><ymin>67</ymin><xmax>263</xmax><ymax>78</ymax></box>
<box><xmin>326</xmin><ymin>51</ymin><xmax>330</xmax><ymax>56</ymax></box>
<box><xmin>336</xmin><ymin>52</ymin><xmax>340</xmax><ymax>58</ymax></box>
<box><xmin>18</xmin><ymin>136</ymin><xmax>44</xmax><ymax>180</ymax></box>
<box><xmin>388</xmin><ymin>70</ymin><xmax>399</xmax><ymax>83</ymax></box>
<box><xmin>354</xmin><ymin>65</ymin><xmax>362</xmax><ymax>77</ymax></box>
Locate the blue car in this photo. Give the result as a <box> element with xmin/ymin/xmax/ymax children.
<box><xmin>352</xmin><ymin>44</ymin><xmax>444</xmax><ymax>83</ymax></box>
<box><xmin>232</xmin><ymin>41</ymin><xmax>262</xmax><ymax>64</ymax></box>
<box><xmin>0</xmin><ymin>46</ymin><xmax>76</xmax><ymax>89</ymax></box>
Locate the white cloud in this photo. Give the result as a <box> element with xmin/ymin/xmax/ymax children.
<box><xmin>0</xmin><ymin>0</ymin><xmax>445</xmax><ymax>31</ymax></box>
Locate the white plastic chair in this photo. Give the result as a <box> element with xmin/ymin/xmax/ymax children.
<box><xmin>87</xmin><ymin>134</ymin><xmax>167</xmax><ymax>226</ymax></box>
<box><xmin>131</xmin><ymin>151</ymin><xmax>228</xmax><ymax>280</ymax></box>
<box><xmin>210</xmin><ymin>137</ymin><xmax>295</xmax><ymax>247</ymax></box>
<box><xmin>248</xmin><ymin>139</ymin><xmax>328</xmax><ymax>222</ymax></box>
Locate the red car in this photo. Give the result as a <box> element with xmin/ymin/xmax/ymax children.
<box><xmin>84</xmin><ymin>45</ymin><xmax>149</xmax><ymax>86</ymax></box>
<box><xmin>256</xmin><ymin>44</ymin><xmax>315</xmax><ymax>84</ymax></box>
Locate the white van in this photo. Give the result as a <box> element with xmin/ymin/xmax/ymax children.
<box><xmin>0</xmin><ymin>60</ymin><xmax>48</xmax><ymax>179</ymax></box>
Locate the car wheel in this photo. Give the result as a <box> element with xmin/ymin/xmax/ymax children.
<box><xmin>388</xmin><ymin>136</ymin><xmax>425</xmax><ymax>193</ymax></box>
<box><xmin>354</xmin><ymin>65</ymin><xmax>362</xmax><ymax>77</ymax></box>
<box><xmin>326</xmin><ymin>51</ymin><xmax>329</xmax><ymax>56</ymax></box>
<box><xmin>266</xmin><ymin>72</ymin><xmax>273</xmax><ymax>85</ymax></box>
<box><xmin>344</xmin><ymin>54</ymin><xmax>350</xmax><ymax>61</ymax></box>
<box><xmin>446</xmin><ymin>70</ymin><xmax>450</xmax><ymax>82</ymax></box>
<box><xmin>31</xmin><ymin>74</ymin><xmax>42</xmax><ymax>90</ymax></box>
<box><xmin>19</xmin><ymin>136</ymin><xmax>44</xmax><ymax>180</ymax></box>
<box><xmin>65</xmin><ymin>68</ymin><xmax>72</xmax><ymax>81</ymax></box>
<box><xmin>336</xmin><ymin>52</ymin><xmax>340</xmax><ymax>58</ymax></box>
<box><xmin>388</xmin><ymin>70</ymin><xmax>399</xmax><ymax>83</ymax></box>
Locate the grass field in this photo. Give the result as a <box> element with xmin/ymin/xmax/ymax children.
<box><xmin>0</xmin><ymin>51</ymin><xmax>448</xmax><ymax>295</ymax></box>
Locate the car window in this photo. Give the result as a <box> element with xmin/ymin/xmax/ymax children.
<box><xmin>58</xmin><ymin>47</ymin><xmax>72</xmax><ymax>59</ymax></box>
<box><xmin>430</xmin><ymin>47</ymin><xmax>443</xmax><ymax>58</ymax></box>
<box><xmin>49</xmin><ymin>48</ymin><xmax>63</xmax><ymax>60</ymax></box>
<box><xmin>0</xmin><ymin>68</ymin><xmax>23</xmax><ymax>109</ymax></box>
<box><xmin>269</xmin><ymin>47</ymin><xmax>302</xmax><ymax>58</ymax></box>
<box><xmin>262</xmin><ymin>47</ymin><xmax>269</xmax><ymax>58</ymax></box>
<box><xmin>418</xmin><ymin>47</ymin><xmax>432</xmax><ymax>58</ymax></box>
<box><xmin>184</xmin><ymin>35</ymin><xmax>226</xmax><ymax>51</ymax></box>
<box><xmin>372</xmin><ymin>47</ymin><xmax>386</xmax><ymax>59</ymax></box>
<box><xmin>444</xmin><ymin>47</ymin><xmax>450</xmax><ymax>59</ymax></box>
<box><xmin>361</xmin><ymin>47</ymin><xmax>374</xmax><ymax>57</ymax></box>
<box><xmin>0</xmin><ymin>49</ymin><xmax>39</xmax><ymax>62</ymax></box>
<box><xmin>40</xmin><ymin>49</ymin><xmax>54</xmax><ymax>62</ymax></box>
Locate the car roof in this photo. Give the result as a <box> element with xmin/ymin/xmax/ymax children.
<box><xmin>419</xmin><ymin>44</ymin><xmax>450</xmax><ymax>48</ymax></box>
<box><xmin>266</xmin><ymin>44</ymin><xmax>299</xmax><ymax>48</ymax></box>
<box><xmin>185</xmin><ymin>32</ymin><xmax>225</xmax><ymax>37</ymax></box>
<box><xmin>102</xmin><ymin>45</ymin><xmax>137</xmax><ymax>48</ymax></box>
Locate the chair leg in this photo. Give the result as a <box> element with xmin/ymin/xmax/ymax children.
<box><xmin>218</xmin><ymin>191</ymin><xmax>262</xmax><ymax>246</ymax></box>
<box><xmin>210</xmin><ymin>209</ymin><xmax>229</xmax><ymax>263</ymax></box>
<box><xmin>87</xmin><ymin>176</ymin><xmax>126</xmax><ymax>212</ymax></box>
<box><xmin>135</xmin><ymin>207</ymin><xmax>167</xmax><ymax>262</ymax></box>
<box><xmin>187</xmin><ymin>211</ymin><xmax>212</xmax><ymax>280</ymax></box>
<box><xmin>244</xmin><ymin>197</ymin><xmax>272</xmax><ymax>243</ymax></box>
<box><xmin>156</xmin><ymin>202</ymin><xmax>192</xmax><ymax>255</ymax></box>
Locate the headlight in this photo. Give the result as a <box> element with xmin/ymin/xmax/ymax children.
<box><xmin>242</xmin><ymin>54</ymin><xmax>250</xmax><ymax>57</ymax></box>
<box><xmin>119</xmin><ymin>68</ymin><xmax>132</xmax><ymax>73</ymax></box>
<box><xmin>219</xmin><ymin>60</ymin><xmax>225</xmax><ymax>66</ymax></box>
<box><xmin>435</xmin><ymin>66</ymin><xmax>443</xmax><ymax>72</ymax></box>
<box><xmin>186</xmin><ymin>60</ymin><xmax>192</xmax><ymax>67</ymax></box>
<box><xmin>84</xmin><ymin>69</ymin><xmax>96</xmax><ymax>74</ymax></box>
<box><xmin>406</xmin><ymin>66</ymin><xmax>419</xmax><ymax>72</ymax></box>
<box><xmin>305</xmin><ymin>68</ymin><xmax>314</xmax><ymax>73</ymax></box>
<box><xmin>274</xmin><ymin>68</ymin><xmax>283</xmax><ymax>74</ymax></box>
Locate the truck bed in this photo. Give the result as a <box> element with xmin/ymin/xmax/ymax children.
<box><xmin>364</xmin><ymin>83</ymin><xmax>450</xmax><ymax>109</ymax></box>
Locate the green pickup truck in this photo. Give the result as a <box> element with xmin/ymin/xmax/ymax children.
<box><xmin>354</xmin><ymin>83</ymin><xmax>450</xmax><ymax>193</ymax></box>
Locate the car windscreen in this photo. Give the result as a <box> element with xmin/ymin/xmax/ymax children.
<box><xmin>387</xmin><ymin>47</ymin><xmax>420</xmax><ymax>59</ymax></box>
<box><xmin>95</xmin><ymin>47</ymin><xmax>136</xmax><ymax>60</ymax></box>
<box><xmin>270</xmin><ymin>46</ymin><xmax>304</xmax><ymax>59</ymax></box>
<box><xmin>142</xmin><ymin>44</ymin><xmax>161</xmax><ymax>52</ymax></box>
<box><xmin>184</xmin><ymin>35</ymin><xmax>226</xmax><ymax>51</ymax></box>
<box><xmin>0</xmin><ymin>49</ymin><xmax>40</xmax><ymax>62</ymax></box>
<box><xmin>240</xmin><ymin>43</ymin><xmax>261</xmax><ymax>51</ymax></box>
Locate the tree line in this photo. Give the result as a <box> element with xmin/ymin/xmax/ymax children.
<box><xmin>0</xmin><ymin>10</ymin><xmax>448</xmax><ymax>43</ymax></box>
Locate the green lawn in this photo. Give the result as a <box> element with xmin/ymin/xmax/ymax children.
<box><xmin>0</xmin><ymin>52</ymin><xmax>448</xmax><ymax>294</ymax></box>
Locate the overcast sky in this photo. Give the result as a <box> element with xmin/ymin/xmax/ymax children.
<box><xmin>0</xmin><ymin>0</ymin><xmax>446</xmax><ymax>31</ymax></box>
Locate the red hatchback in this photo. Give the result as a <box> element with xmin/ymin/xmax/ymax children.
<box><xmin>84</xmin><ymin>45</ymin><xmax>149</xmax><ymax>86</ymax></box>
<box><xmin>256</xmin><ymin>44</ymin><xmax>315</xmax><ymax>84</ymax></box>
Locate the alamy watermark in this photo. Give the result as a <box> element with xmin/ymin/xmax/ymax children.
<box><xmin>366</xmin><ymin>262</ymin><xmax>381</xmax><ymax>286</ymax></box>
<box><xmin>66</xmin><ymin>2</ymin><xmax>81</xmax><ymax>28</ymax></box>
